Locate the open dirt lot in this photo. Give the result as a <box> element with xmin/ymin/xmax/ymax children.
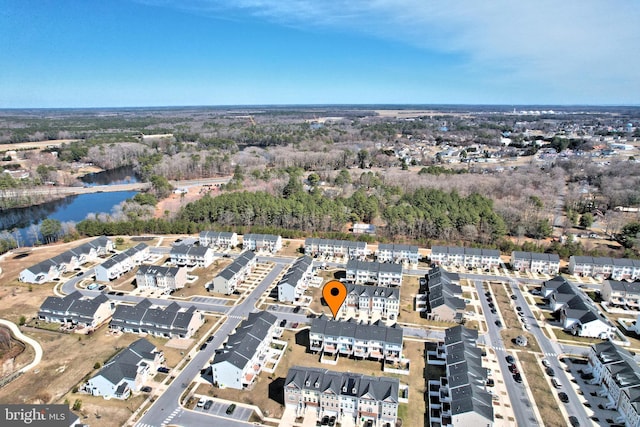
<box><xmin>196</xmin><ymin>329</ymin><xmax>425</xmax><ymax>426</ymax></box>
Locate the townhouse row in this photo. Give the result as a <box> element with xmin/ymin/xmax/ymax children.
<box><xmin>95</xmin><ymin>243</ymin><xmax>150</xmax><ymax>282</ymax></box>
<box><xmin>570</xmin><ymin>255</ymin><xmax>640</xmax><ymax>280</ymax></box>
<box><xmin>430</xmin><ymin>246</ymin><xmax>501</xmax><ymax>269</ymax></box>
<box><xmin>417</xmin><ymin>267</ymin><xmax>465</xmax><ymax>323</ymax></box>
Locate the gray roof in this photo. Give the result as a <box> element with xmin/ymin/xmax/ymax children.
<box><xmin>94</xmin><ymin>338</ymin><xmax>156</xmax><ymax>386</ymax></box>
<box><xmin>285</xmin><ymin>366</ymin><xmax>399</xmax><ymax>403</ymax></box>
<box><xmin>571</xmin><ymin>255</ymin><xmax>640</xmax><ymax>267</ymax></box>
<box><xmin>605</xmin><ymin>280</ymin><xmax>640</xmax><ymax>296</ymax></box>
<box><xmin>426</xmin><ymin>267</ymin><xmax>464</xmax><ymax>313</ymax></box>
<box><xmin>431</xmin><ymin>245</ymin><xmax>500</xmax><ymax>257</ymax></box>
<box><xmin>244</xmin><ymin>234</ymin><xmax>280</xmax><ymax>243</ymax></box>
<box><xmin>310</xmin><ymin>316</ymin><xmax>403</xmax><ymax>345</ymax></box>
<box><xmin>278</xmin><ymin>256</ymin><xmax>313</xmax><ymax>290</ymax></box>
<box><xmin>110</xmin><ymin>299</ymin><xmax>199</xmax><ymax>335</ymax></box>
<box><xmin>305</xmin><ymin>238</ymin><xmax>366</xmax><ymax>250</ymax></box>
<box><xmin>217</xmin><ymin>251</ymin><xmax>256</xmax><ymax>281</ymax></box>
<box><xmin>512</xmin><ymin>251</ymin><xmax>560</xmax><ymax>262</ymax></box>
<box><xmin>137</xmin><ymin>264</ymin><xmax>181</xmax><ymax>278</ymax></box>
<box><xmin>345</xmin><ymin>283</ymin><xmax>399</xmax><ymax>299</ymax></box>
<box><xmin>38</xmin><ymin>291</ymin><xmax>110</xmax><ymax>323</ymax></box>
<box><xmin>212</xmin><ymin>311</ymin><xmax>277</xmax><ymax>369</ymax></box>
<box><xmin>200</xmin><ymin>230</ymin><xmax>236</xmax><ymax>240</ymax></box>
<box><xmin>170</xmin><ymin>244</ymin><xmax>210</xmax><ymax>257</ymax></box>
<box><xmin>377</xmin><ymin>243</ymin><xmax>419</xmax><ymax>253</ymax></box>
<box><xmin>346</xmin><ymin>259</ymin><xmax>403</xmax><ymax>274</ymax></box>
<box><xmin>23</xmin><ymin>236</ymin><xmax>112</xmax><ymax>276</ymax></box>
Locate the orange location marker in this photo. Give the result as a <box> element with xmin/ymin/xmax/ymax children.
<box><xmin>322</xmin><ymin>280</ymin><xmax>348</xmax><ymax>319</ymax></box>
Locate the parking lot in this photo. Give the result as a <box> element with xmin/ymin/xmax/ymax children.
<box><xmin>192</xmin><ymin>396</ymin><xmax>253</xmax><ymax>421</ymax></box>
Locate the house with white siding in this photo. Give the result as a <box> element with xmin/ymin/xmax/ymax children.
<box><xmin>304</xmin><ymin>238</ymin><xmax>368</xmax><ymax>260</ymax></box>
<box><xmin>284</xmin><ymin>366</ymin><xmax>399</xmax><ymax>426</ymax></box>
<box><xmin>110</xmin><ymin>299</ymin><xmax>204</xmax><ymax>338</ymax></box>
<box><xmin>345</xmin><ymin>260</ymin><xmax>403</xmax><ymax>287</ymax></box>
<box><xmin>277</xmin><ymin>256</ymin><xmax>314</xmax><ymax>303</ymax></box>
<box><xmin>376</xmin><ymin>243</ymin><xmax>420</xmax><ymax>265</ymax></box>
<box><xmin>430</xmin><ymin>246</ymin><xmax>500</xmax><ymax>269</ymax></box>
<box><xmin>602</xmin><ymin>280</ymin><xmax>640</xmax><ymax>311</ymax></box>
<box><xmin>211</xmin><ymin>311</ymin><xmax>277</xmax><ymax>390</ymax></box>
<box><xmin>135</xmin><ymin>265</ymin><xmax>187</xmax><ymax>292</ymax></box>
<box><xmin>511</xmin><ymin>251</ymin><xmax>560</xmax><ymax>274</ymax></box>
<box><xmin>569</xmin><ymin>256</ymin><xmax>640</xmax><ymax>280</ymax></box>
<box><xmin>242</xmin><ymin>234</ymin><xmax>282</xmax><ymax>253</ymax></box>
<box><xmin>199</xmin><ymin>231</ymin><xmax>238</xmax><ymax>249</ymax></box>
<box><xmin>38</xmin><ymin>291</ymin><xmax>114</xmax><ymax>329</ymax></box>
<box><xmin>340</xmin><ymin>284</ymin><xmax>399</xmax><ymax>321</ymax></box>
<box><xmin>170</xmin><ymin>244</ymin><xmax>214</xmax><ymax>268</ymax></box>
<box><xmin>209</xmin><ymin>251</ymin><xmax>256</xmax><ymax>295</ymax></box>
<box><xmin>82</xmin><ymin>339</ymin><xmax>163</xmax><ymax>400</ymax></box>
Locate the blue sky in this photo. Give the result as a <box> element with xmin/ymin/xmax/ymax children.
<box><xmin>1</xmin><ymin>0</ymin><xmax>639</xmax><ymax>107</ymax></box>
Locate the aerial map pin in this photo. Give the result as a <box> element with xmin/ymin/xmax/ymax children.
<box><xmin>322</xmin><ymin>280</ymin><xmax>348</xmax><ymax>319</ymax></box>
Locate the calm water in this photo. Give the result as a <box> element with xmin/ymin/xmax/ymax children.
<box><xmin>80</xmin><ymin>165</ymin><xmax>139</xmax><ymax>186</ymax></box>
<box><xmin>1</xmin><ymin>167</ymin><xmax>140</xmax><ymax>246</ymax></box>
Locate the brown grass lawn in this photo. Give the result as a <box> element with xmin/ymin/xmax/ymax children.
<box><xmin>199</xmin><ymin>330</ymin><xmax>426</xmax><ymax>426</ymax></box>
<box><xmin>551</xmin><ymin>329</ymin><xmax>604</xmax><ymax>345</ymax></box>
<box><xmin>279</xmin><ymin>239</ymin><xmax>305</xmax><ymax>257</ymax></box>
<box><xmin>517</xmin><ymin>352</ymin><xmax>564</xmax><ymax>427</ymax></box>
<box><xmin>65</xmin><ymin>392</ymin><xmax>147</xmax><ymax>427</ymax></box>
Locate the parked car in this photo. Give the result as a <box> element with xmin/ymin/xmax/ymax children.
<box><xmin>116</xmin><ymin>292</ymin><xmax>124</xmax><ymax>296</ymax></box>
<box><xmin>197</xmin><ymin>398</ymin><xmax>206</xmax><ymax>408</ymax></box>
<box><xmin>280</xmin><ymin>319</ymin><xmax>287</xmax><ymax>327</ymax></box>
<box><xmin>513</xmin><ymin>373</ymin><xmax>523</xmax><ymax>383</ymax></box>
<box><xmin>506</xmin><ymin>355</ymin><xmax>515</xmax><ymax>364</ymax></box>
<box><xmin>516</xmin><ymin>306</ymin><xmax>523</xmax><ymax>312</ymax></box>
<box><xmin>199</xmin><ymin>343</ymin><xmax>207</xmax><ymax>351</ymax></box>
<box><xmin>541</xmin><ymin>359</ymin><xmax>550</xmax><ymax>368</ymax></box>
<box><xmin>510</xmin><ymin>294</ymin><xmax>518</xmax><ymax>300</ymax></box>
<box><xmin>558</xmin><ymin>392</ymin><xmax>569</xmax><ymax>403</ymax></box>
<box><xmin>292</xmin><ymin>323</ymin><xmax>299</xmax><ymax>328</ymax></box>
<box><xmin>98</xmin><ymin>285</ymin><xmax>106</xmax><ymax>291</ymax></box>
<box><xmin>546</xmin><ymin>367</ymin><xmax>556</xmax><ymax>377</ymax></box>
<box><xmin>569</xmin><ymin>415</ymin><xmax>580</xmax><ymax>427</ymax></box>
<box><xmin>157</xmin><ymin>366</ymin><xmax>170</xmax><ymax>373</ymax></box>
<box><xmin>204</xmin><ymin>400</ymin><xmax>213</xmax><ymax>410</ymax></box>
<box><xmin>226</xmin><ymin>403</ymin><xmax>236</xmax><ymax>414</ymax></box>
<box><xmin>140</xmin><ymin>386</ymin><xmax>152</xmax><ymax>393</ymax></box>
<box><xmin>495</xmin><ymin>320</ymin><xmax>502</xmax><ymax>327</ymax></box>
<box><xmin>292</xmin><ymin>306</ymin><xmax>301</xmax><ymax>313</ymax></box>
<box><xmin>207</xmin><ymin>335</ymin><xmax>215</xmax><ymax>343</ymax></box>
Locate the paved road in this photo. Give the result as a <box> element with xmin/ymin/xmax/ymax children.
<box><xmin>135</xmin><ymin>263</ymin><xmax>286</xmax><ymax>427</ymax></box>
<box><xmin>0</xmin><ymin>318</ymin><xmax>43</xmax><ymax>374</ymax></box>
<box><xmin>507</xmin><ymin>280</ymin><xmax>592</xmax><ymax>427</ymax></box>
<box><xmin>474</xmin><ymin>280</ymin><xmax>539</xmax><ymax>426</ymax></box>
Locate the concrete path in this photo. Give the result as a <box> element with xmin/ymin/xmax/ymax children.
<box><xmin>0</xmin><ymin>318</ymin><xmax>43</xmax><ymax>373</ymax></box>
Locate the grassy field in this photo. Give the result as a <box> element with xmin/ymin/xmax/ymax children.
<box><xmin>198</xmin><ymin>330</ymin><xmax>426</xmax><ymax>426</ymax></box>
<box><xmin>517</xmin><ymin>352</ymin><xmax>565</xmax><ymax>427</ymax></box>
<box><xmin>552</xmin><ymin>328</ymin><xmax>604</xmax><ymax>345</ymax></box>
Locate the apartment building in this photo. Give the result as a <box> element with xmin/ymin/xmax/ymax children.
<box><xmin>170</xmin><ymin>244</ymin><xmax>214</xmax><ymax>268</ymax></box>
<box><xmin>587</xmin><ymin>341</ymin><xmax>640</xmax><ymax>427</ymax></box>
<box><xmin>242</xmin><ymin>234</ymin><xmax>282</xmax><ymax>253</ymax></box>
<box><xmin>19</xmin><ymin>236</ymin><xmax>114</xmax><ymax>284</ymax></box>
<box><xmin>309</xmin><ymin>316</ymin><xmax>403</xmax><ymax>362</ymax></box>
<box><xmin>602</xmin><ymin>280</ymin><xmax>640</xmax><ymax>311</ymax></box>
<box><xmin>345</xmin><ymin>260</ymin><xmax>403</xmax><ymax>287</ymax></box>
<box><xmin>418</xmin><ymin>267</ymin><xmax>465</xmax><ymax>323</ymax></box>
<box><xmin>426</xmin><ymin>326</ymin><xmax>494</xmax><ymax>427</ymax></box>
<box><xmin>511</xmin><ymin>251</ymin><xmax>560</xmax><ymax>274</ymax></box>
<box><xmin>304</xmin><ymin>238</ymin><xmax>368</xmax><ymax>260</ymax></box>
<box><xmin>541</xmin><ymin>276</ymin><xmax>614</xmax><ymax>339</ymax></box>
<box><xmin>94</xmin><ymin>243</ymin><xmax>149</xmax><ymax>282</ymax></box>
<box><xmin>340</xmin><ymin>284</ymin><xmax>400</xmax><ymax>321</ymax></box>
<box><xmin>569</xmin><ymin>256</ymin><xmax>640</xmax><ymax>280</ymax></box>
<box><xmin>38</xmin><ymin>291</ymin><xmax>113</xmax><ymax>329</ymax></box>
<box><xmin>83</xmin><ymin>339</ymin><xmax>163</xmax><ymax>400</ymax></box>
<box><xmin>209</xmin><ymin>251</ymin><xmax>257</xmax><ymax>295</ymax></box>
<box><xmin>277</xmin><ymin>256</ymin><xmax>314</xmax><ymax>303</ymax></box>
<box><xmin>430</xmin><ymin>246</ymin><xmax>501</xmax><ymax>269</ymax></box>
<box><xmin>135</xmin><ymin>265</ymin><xmax>187</xmax><ymax>292</ymax></box>
<box><xmin>198</xmin><ymin>230</ymin><xmax>238</xmax><ymax>248</ymax></box>
<box><xmin>284</xmin><ymin>366</ymin><xmax>399</xmax><ymax>426</ymax></box>
<box><xmin>211</xmin><ymin>311</ymin><xmax>277</xmax><ymax>390</ymax></box>
<box><xmin>376</xmin><ymin>243</ymin><xmax>420</xmax><ymax>265</ymax></box>
<box><xmin>110</xmin><ymin>299</ymin><xmax>204</xmax><ymax>339</ymax></box>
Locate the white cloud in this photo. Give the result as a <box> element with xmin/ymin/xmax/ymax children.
<box><xmin>140</xmin><ymin>0</ymin><xmax>640</xmax><ymax>103</ymax></box>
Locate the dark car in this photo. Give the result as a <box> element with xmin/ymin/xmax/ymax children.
<box><xmin>510</xmin><ymin>294</ymin><xmax>518</xmax><ymax>300</ymax></box>
<box><xmin>293</xmin><ymin>306</ymin><xmax>301</xmax><ymax>313</ymax></box>
<box><xmin>107</xmin><ymin>291</ymin><xmax>116</xmax><ymax>295</ymax></box>
<box><xmin>204</xmin><ymin>400</ymin><xmax>213</xmax><ymax>410</ymax></box>
<box><xmin>98</xmin><ymin>285</ymin><xmax>106</xmax><ymax>291</ymax></box>
<box><xmin>488</xmin><ymin>302</ymin><xmax>494</xmax><ymax>308</ymax></box>
<box><xmin>328</xmin><ymin>416</ymin><xmax>336</xmax><ymax>426</ymax></box>
<box><xmin>513</xmin><ymin>373</ymin><xmax>523</xmax><ymax>383</ymax></box>
<box><xmin>157</xmin><ymin>366</ymin><xmax>170</xmax><ymax>373</ymax></box>
<box><xmin>222</xmin><ymin>254</ymin><xmax>231</xmax><ymax>258</ymax></box>
<box><xmin>506</xmin><ymin>355</ymin><xmax>515</xmax><ymax>364</ymax></box>
<box><xmin>226</xmin><ymin>404</ymin><xmax>236</xmax><ymax>415</ymax></box>
<box><xmin>490</xmin><ymin>309</ymin><xmax>497</xmax><ymax>314</ymax></box>
<box><xmin>280</xmin><ymin>319</ymin><xmax>287</xmax><ymax>327</ymax></box>
<box><xmin>509</xmin><ymin>364</ymin><xmax>519</xmax><ymax>374</ymax></box>
<box><xmin>207</xmin><ymin>335</ymin><xmax>214</xmax><ymax>343</ymax></box>
<box><xmin>516</xmin><ymin>306</ymin><xmax>523</xmax><ymax>312</ymax></box>
<box><xmin>116</xmin><ymin>292</ymin><xmax>124</xmax><ymax>296</ymax></box>
<box><xmin>495</xmin><ymin>320</ymin><xmax>502</xmax><ymax>327</ymax></box>
<box><xmin>546</xmin><ymin>367</ymin><xmax>556</xmax><ymax>377</ymax></box>
<box><xmin>199</xmin><ymin>343</ymin><xmax>207</xmax><ymax>351</ymax></box>
<box><xmin>140</xmin><ymin>386</ymin><xmax>152</xmax><ymax>393</ymax></box>
<box><xmin>486</xmin><ymin>379</ymin><xmax>495</xmax><ymax>387</ymax></box>
<box><xmin>558</xmin><ymin>392</ymin><xmax>569</xmax><ymax>403</ymax></box>
<box><xmin>569</xmin><ymin>415</ymin><xmax>580</xmax><ymax>427</ymax></box>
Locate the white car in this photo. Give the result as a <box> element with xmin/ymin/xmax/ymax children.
<box><xmin>542</xmin><ymin>359</ymin><xmax>551</xmax><ymax>368</ymax></box>
<box><xmin>197</xmin><ymin>398</ymin><xmax>206</xmax><ymax>408</ymax></box>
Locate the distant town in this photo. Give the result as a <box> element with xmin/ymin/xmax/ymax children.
<box><xmin>1</xmin><ymin>105</ymin><xmax>640</xmax><ymax>427</ymax></box>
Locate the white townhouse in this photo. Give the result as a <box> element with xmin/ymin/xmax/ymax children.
<box><xmin>135</xmin><ymin>265</ymin><xmax>187</xmax><ymax>292</ymax></box>
<box><xmin>277</xmin><ymin>256</ymin><xmax>314</xmax><ymax>303</ymax></box>
<box><xmin>242</xmin><ymin>234</ymin><xmax>282</xmax><ymax>253</ymax></box>
<box><xmin>569</xmin><ymin>256</ymin><xmax>640</xmax><ymax>280</ymax></box>
<box><xmin>38</xmin><ymin>291</ymin><xmax>114</xmax><ymax>329</ymax></box>
<box><xmin>211</xmin><ymin>311</ymin><xmax>277</xmax><ymax>390</ymax></box>
<box><xmin>94</xmin><ymin>243</ymin><xmax>149</xmax><ymax>282</ymax></box>
<box><xmin>340</xmin><ymin>284</ymin><xmax>399</xmax><ymax>321</ymax></box>
<box><xmin>19</xmin><ymin>236</ymin><xmax>114</xmax><ymax>284</ymax></box>
<box><xmin>304</xmin><ymin>238</ymin><xmax>368</xmax><ymax>260</ymax></box>
<box><xmin>199</xmin><ymin>230</ymin><xmax>238</xmax><ymax>249</ymax></box>
<box><xmin>430</xmin><ymin>246</ymin><xmax>501</xmax><ymax>269</ymax></box>
<box><xmin>345</xmin><ymin>260</ymin><xmax>403</xmax><ymax>287</ymax></box>
<box><xmin>587</xmin><ymin>341</ymin><xmax>640</xmax><ymax>427</ymax></box>
<box><xmin>110</xmin><ymin>299</ymin><xmax>204</xmax><ymax>339</ymax></box>
<box><xmin>284</xmin><ymin>366</ymin><xmax>399</xmax><ymax>426</ymax></box>
<box><xmin>209</xmin><ymin>251</ymin><xmax>257</xmax><ymax>295</ymax></box>
<box><xmin>83</xmin><ymin>339</ymin><xmax>163</xmax><ymax>400</ymax></box>
<box><xmin>309</xmin><ymin>316</ymin><xmax>404</xmax><ymax>362</ymax></box>
<box><xmin>602</xmin><ymin>280</ymin><xmax>640</xmax><ymax>311</ymax></box>
<box><xmin>426</xmin><ymin>326</ymin><xmax>494</xmax><ymax>427</ymax></box>
<box><xmin>376</xmin><ymin>243</ymin><xmax>420</xmax><ymax>265</ymax></box>
<box><xmin>170</xmin><ymin>244</ymin><xmax>214</xmax><ymax>268</ymax></box>
<box><xmin>511</xmin><ymin>251</ymin><xmax>560</xmax><ymax>274</ymax></box>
